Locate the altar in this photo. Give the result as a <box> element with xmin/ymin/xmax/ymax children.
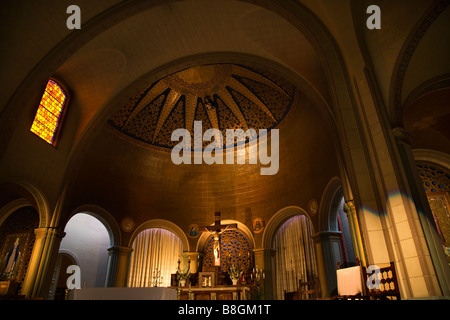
<box><xmin>73</xmin><ymin>286</ymin><xmax>177</xmax><ymax>300</ymax></box>
<box><xmin>170</xmin><ymin>212</ymin><xmax>261</xmax><ymax>301</ymax></box>
<box><xmin>176</xmin><ymin>285</ymin><xmax>251</xmax><ymax>300</ymax></box>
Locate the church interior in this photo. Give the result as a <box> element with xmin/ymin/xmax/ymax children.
<box><xmin>0</xmin><ymin>0</ymin><xmax>449</xmax><ymax>301</ymax></box>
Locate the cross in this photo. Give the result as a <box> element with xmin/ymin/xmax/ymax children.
<box><xmin>200</xmin><ymin>212</ymin><xmax>237</xmax><ymax>266</ymax></box>
<box><xmin>200</xmin><ymin>212</ymin><xmax>237</xmax><ymax>233</ymax></box>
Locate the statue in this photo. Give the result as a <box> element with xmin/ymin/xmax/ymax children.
<box><xmin>212</xmin><ymin>235</ymin><xmax>220</xmax><ymax>266</ymax></box>
<box><xmin>1</xmin><ymin>237</ymin><xmax>21</xmax><ymax>280</ymax></box>
<box><xmin>200</xmin><ymin>212</ymin><xmax>237</xmax><ymax>268</ymax></box>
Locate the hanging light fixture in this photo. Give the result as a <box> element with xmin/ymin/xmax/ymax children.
<box><xmin>204</xmin><ymin>96</ymin><xmax>215</xmax><ymax>110</ymax></box>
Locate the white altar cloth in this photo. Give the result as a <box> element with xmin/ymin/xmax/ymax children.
<box><xmin>336</xmin><ymin>266</ymin><xmax>363</xmax><ymax>296</ymax></box>
<box><xmin>74</xmin><ymin>287</ymin><xmax>177</xmax><ymax>300</ymax></box>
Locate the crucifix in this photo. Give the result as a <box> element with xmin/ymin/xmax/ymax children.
<box><xmin>200</xmin><ymin>212</ymin><xmax>237</xmax><ymax>267</ymax></box>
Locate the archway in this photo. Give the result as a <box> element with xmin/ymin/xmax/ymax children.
<box><xmin>263</xmin><ymin>206</ymin><xmax>317</xmax><ymax>300</ymax></box>
<box><xmin>57</xmin><ymin>213</ymin><xmax>111</xmax><ymax>291</ymax></box>
<box><xmin>127</xmin><ymin>227</ymin><xmax>184</xmax><ymax>288</ymax></box>
<box><xmin>48</xmin><ymin>250</ymin><xmax>78</xmax><ymax>300</ymax></box>
<box><xmin>272</xmin><ymin>214</ymin><xmax>317</xmax><ymax>300</ymax></box>
<box><xmin>0</xmin><ymin>206</ymin><xmax>39</xmax><ymax>296</ymax></box>
<box><xmin>415</xmin><ymin>159</ymin><xmax>450</xmax><ymax>265</ymax></box>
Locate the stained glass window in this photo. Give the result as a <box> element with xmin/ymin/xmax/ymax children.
<box><xmin>30</xmin><ymin>79</ymin><xmax>67</xmax><ymax>145</ymax></box>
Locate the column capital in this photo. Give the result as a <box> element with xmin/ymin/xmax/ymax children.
<box><xmin>343</xmin><ymin>200</ymin><xmax>356</xmax><ymax>213</ymax></box>
<box><xmin>34</xmin><ymin>227</ymin><xmax>65</xmax><ymax>240</ymax></box>
<box><xmin>392</xmin><ymin>127</ymin><xmax>413</xmax><ymax>145</ymax></box>
<box><xmin>107</xmin><ymin>245</ymin><xmax>133</xmax><ymax>255</ymax></box>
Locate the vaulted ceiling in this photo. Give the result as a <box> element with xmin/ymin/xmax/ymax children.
<box><xmin>108</xmin><ymin>64</ymin><xmax>295</xmax><ymax>150</ymax></box>
<box><xmin>0</xmin><ymin>0</ymin><xmax>448</xmax><ymax>236</ymax></box>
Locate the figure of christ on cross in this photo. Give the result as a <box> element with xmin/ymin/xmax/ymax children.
<box><xmin>200</xmin><ymin>212</ymin><xmax>237</xmax><ymax>267</ymax></box>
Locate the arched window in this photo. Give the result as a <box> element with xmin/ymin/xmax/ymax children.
<box><xmin>30</xmin><ymin>79</ymin><xmax>68</xmax><ymax>145</ymax></box>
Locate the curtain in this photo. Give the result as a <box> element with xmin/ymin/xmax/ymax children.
<box><xmin>127</xmin><ymin>228</ymin><xmax>183</xmax><ymax>287</ymax></box>
<box><xmin>273</xmin><ymin>215</ymin><xmax>318</xmax><ymax>300</ymax></box>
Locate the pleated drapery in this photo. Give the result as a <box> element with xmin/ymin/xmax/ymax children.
<box><xmin>127</xmin><ymin>228</ymin><xmax>183</xmax><ymax>288</ymax></box>
<box><xmin>273</xmin><ymin>215</ymin><xmax>318</xmax><ymax>300</ymax></box>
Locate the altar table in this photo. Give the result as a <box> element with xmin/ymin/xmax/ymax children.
<box><xmin>73</xmin><ymin>287</ymin><xmax>177</xmax><ymax>300</ymax></box>
<box><xmin>176</xmin><ymin>286</ymin><xmax>251</xmax><ymax>300</ymax></box>
<box><xmin>336</xmin><ymin>265</ymin><xmax>363</xmax><ymax>296</ymax></box>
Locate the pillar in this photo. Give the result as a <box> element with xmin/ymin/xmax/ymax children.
<box><xmin>392</xmin><ymin>127</ymin><xmax>450</xmax><ymax>296</ymax></box>
<box><xmin>253</xmin><ymin>248</ymin><xmax>275</xmax><ymax>299</ymax></box>
<box><xmin>106</xmin><ymin>246</ymin><xmax>133</xmax><ymax>287</ymax></box>
<box><xmin>21</xmin><ymin>227</ymin><xmax>65</xmax><ymax>298</ymax></box>
<box><xmin>105</xmin><ymin>246</ymin><xmax>119</xmax><ymax>287</ymax></box>
<box><xmin>343</xmin><ymin>200</ymin><xmax>367</xmax><ymax>267</ymax></box>
<box><xmin>312</xmin><ymin>231</ymin><xmax>342</xmax><ymax>297</ymax></box>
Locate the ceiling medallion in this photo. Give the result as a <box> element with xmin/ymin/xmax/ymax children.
<box><xmin>108</xmin><ymin>64</ymin><xmax>295</xmax><ymax>151</ymax></box>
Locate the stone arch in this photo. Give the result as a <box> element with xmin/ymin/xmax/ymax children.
<box><xmin>129</xmin><ymin>219</ymin><xmax>189</xmax><ymax>252</ymax></box>
<box><xmin>413</xmin><ymin>149</ymin><xmax>450</xmax><ymax>171</ymax></box>
<box><xmin>0</xmin><ymin>179</ymin><xmax>51</xmax><ymax>228</ymax></box>
<box><xmin>318</xmin><ymin>176</ymin><xmax>343</xmax><ymax>232</ymax></box>
<box><xmin>262</xmin><ymin>206</ymin><xmax>313</xmax><ymax>249</ymax></box>
<box><xmin>65</xmin><ymin>204</ymin><xmax>121</xmax><ymax>247</ymax></box>
<box><xmin>57</xmin><ymin>248</ymin><xmax>80</xmax><ymax>267</ymax></box>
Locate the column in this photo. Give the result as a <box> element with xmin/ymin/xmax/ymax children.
<box><xmin>106</xmin><ymin>246</ymin><xmax>133</xmax><ymax>287</ymax></box>
<box><xmin>105</xmin><ymin>246</ymin><xmax>119</xmax><ymax>287</ymax></box>
<box><xmin>392</xmin><ymin>127</ymin><xmax>450</xmax><ymax>296</ymax></box>
<box><xmin>21</xmin><ymin>227</ymin><xmax>65</xmax><ymax>298</ymax></box>
<box><xmin>312</xmin><ymin>231</ymin><xmax>342</xmax><ymax>297</ymax></box>
<box><xmin>253</xmin><ymin>248</ymin><xmax>275</xmax><ymax>299</ymax></box>
<box><xmin>343</xmin><ymin>200</ymin><xmax>367</xmax><ymax>267</ymax></box>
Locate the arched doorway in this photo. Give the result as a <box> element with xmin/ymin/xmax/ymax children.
<box><xmin>49</xmin><ymin>213</ymin><xmax>111</xmax><ymax>299</ymax></box>
<box><xmin>48</xmin><ymin>250</ymin><xmax>78</xmax><ymax>300</ymax></box>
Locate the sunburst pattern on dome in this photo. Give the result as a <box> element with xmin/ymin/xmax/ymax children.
<box><xmin>108</xmin><ymin>64</ymin><xmax>295</xmax><ymax>150</ymax></box>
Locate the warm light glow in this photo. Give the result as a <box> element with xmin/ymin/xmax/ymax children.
<box><xmin>30</xmin><ymin>79</ymin><xmax>67</xmax><ymax>144</ymax></box>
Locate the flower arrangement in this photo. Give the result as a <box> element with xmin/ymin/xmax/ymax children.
<box><xmin>176</xmin><ymin>258</ymin><xmax>191</xmax><ymax>285</ymax></box>
<box><xmin>228</xmin><ymin>264</ymin><xmax>243</xmax><ymax>280</ymax></box>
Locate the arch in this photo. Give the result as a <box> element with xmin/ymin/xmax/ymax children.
<box><xmin>4</xmin><ymin>0</ymin><xmax>357</xmax><ymax>237</ymax></box>
<box><xmin>196</xmin><ymin>219</ymin><xmax>255</xmax><ymax>253</ymax></box>
<box><xmin>388</xmin><ymin>0</ymin><xmax>449</xmax><ymax>126</ymax></box>
<box><xmin>413</xmin><ymin>149</ymin><xmax>450</xmax><ymax>171</ymax></box>
<box><xmin>66</xmin><ymin>204</ymin><xmax>121</xmax><ymax>247</ymax></box>
<box><xmin>262</xmin><ymin>206</ymin><xmax>312</xmax><ymax>249</ymax></box>
<box><xmin>318</xmin><ymin>176</ymin><xmax>343</xmax><ymax>232</ymax></box>
<box><xmin>0</xmin><ymin>198</ymin><xmax>33</xmax><ymax>228</ymax></box>
<box><xmin>57</xmin><ymin>248</ymin><xmax>81</xmax><ymax>267</ymax></box>
<box><xmin>129</xmin><ymin>219</ymin><xmax>189</xmax><ymax>252</ymax></box>
<box><xmin>0</xmin><ymin>179</ymin><xmax>51</xmax><ymax>228</ymax></box>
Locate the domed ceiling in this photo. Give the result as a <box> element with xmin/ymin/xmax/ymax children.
<box><xmin>108</xmin><ymin>64</ymin><xmax>295</xmax><ymax>151</ymax></box>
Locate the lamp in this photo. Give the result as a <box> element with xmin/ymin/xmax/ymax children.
<box><xmin>204</xmin><ymin>96</ymin><xmax>215</xmax><ymax>110</ymax></box>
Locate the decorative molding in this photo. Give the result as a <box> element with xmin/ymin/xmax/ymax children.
<box><xmin>412</xmin><ymin>149</ymin><xmax>450</xmax><ymax>171</ymax></box>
